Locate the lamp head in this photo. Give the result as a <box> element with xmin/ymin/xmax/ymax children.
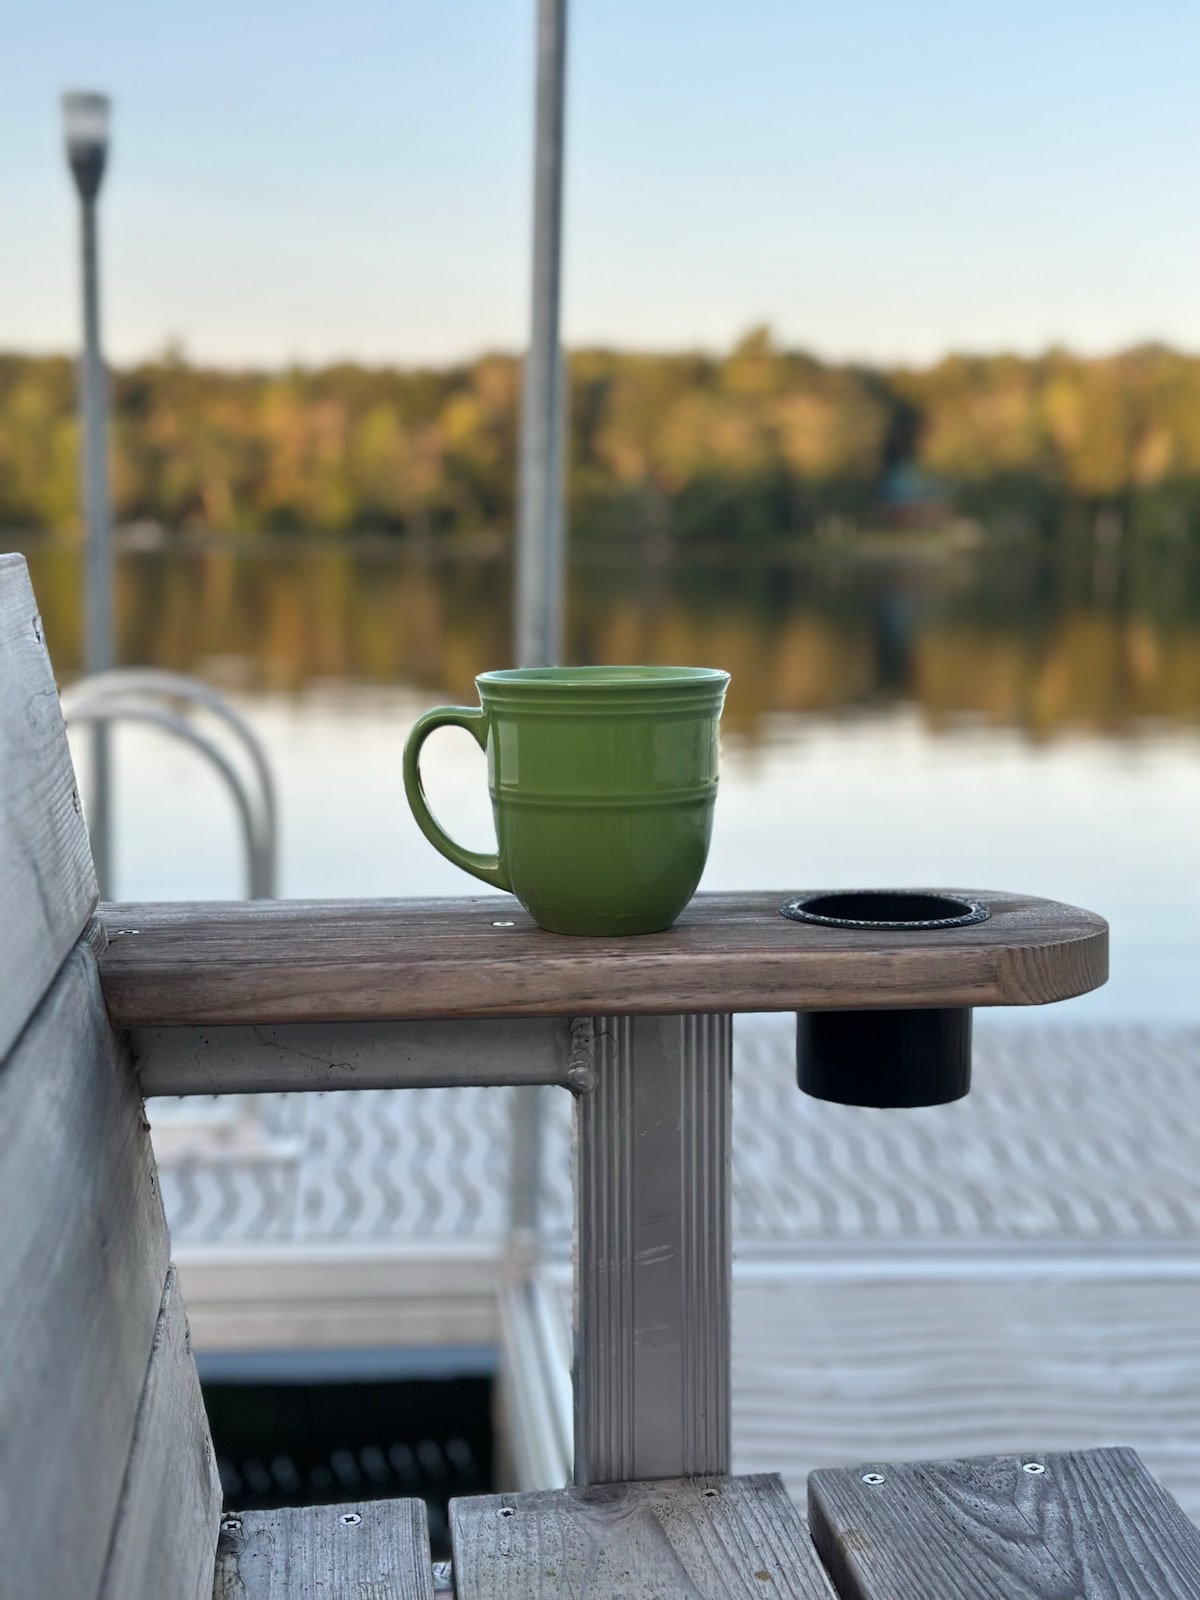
<box><xmin>61</xmin><ymin>92</ymin><xmax>111</xmax><ymax>200</ymax></box>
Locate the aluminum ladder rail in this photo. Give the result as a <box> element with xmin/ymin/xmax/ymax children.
<box><xmin>61</xmin><ymin>668</ymin><xmax>278</xmax><ymax>900</ymax></box>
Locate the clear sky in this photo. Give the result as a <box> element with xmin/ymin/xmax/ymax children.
<box><xmin>5</xmin><ymin>0</ymin><xmax>1199</xmax><ymax>369</ymax></box>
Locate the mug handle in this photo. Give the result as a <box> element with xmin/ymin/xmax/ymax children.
<box><xmin>403</xmin><ymin>706</ymin><xmax>512</xmax><ymax>893</ymax></box>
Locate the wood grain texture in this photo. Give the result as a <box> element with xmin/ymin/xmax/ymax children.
<box><xmin>808</xmin><ymin>1447</ymin><xmax>1200</xmax><ymax>1599</ymax></box>
<box><xmin>0</xmin><ymin>553</ymin><xmax>97</xmax><ymax>1057</ymax></box>
<box><xmin>450</xmin><ymin>1474</ymin><xmax>837</xmax><ymax>1600</ymax></box>
<box><xmin>213</xmin><ymin>1499</ymin><xmax>435</xmax><ymax>1599</ymax></box>
<box><xmin>0</xmin><ymin>943</ymin><xmax>170</xmax><ymax>1600</ymax></box>
<box><xmin>97</xmin><ymin>1264</ymin><xmax>221</xmax><ymax>1600</ymax></box>
<box><xmin>98</xmin><ymin>890</ymin><xmax>1107</xmax><ymax>1026</ymax></box>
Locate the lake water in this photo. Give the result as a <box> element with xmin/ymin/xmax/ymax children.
<box><xmin>15</xmin><ymin>534</ymin><xmax>1200</xmax><ymax>1022</ymax></box>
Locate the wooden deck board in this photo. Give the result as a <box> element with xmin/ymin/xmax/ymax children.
<box><xmin>99</xmin><ymin>890</ymin><xmax>1106</xmax><ymax>1026</ymax></box>
<box><xmin>212</xmin><ymin>1499</ymin><xmax>435</xmax><ymax>1599</ymax></box>
<box><xmin>450</xmin><ymin>1474</ymin><xmax>838</xmax><ymax>1600</ymax></box>
<box><xmin>809</xmin><ymin>1447</ymin><xmax>1200</xmax><ymax>1599</ymax></box>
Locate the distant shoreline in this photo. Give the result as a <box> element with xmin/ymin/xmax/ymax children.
<box><xmin>4</xmin><ymin>334</ymin><xmax>1199</xmax><ymax>546</ymax></box>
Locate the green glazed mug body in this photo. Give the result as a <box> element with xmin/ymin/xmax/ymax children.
<box><xmin>403</xmin><ymin>666</ymin><xmax>729</xmax><ymax>935</ymax></box>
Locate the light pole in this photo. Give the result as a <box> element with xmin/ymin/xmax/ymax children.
<box><xmin>62</xmin><ymin>91</ymin><xmax>114</xmax><ymax>896</ymax></box>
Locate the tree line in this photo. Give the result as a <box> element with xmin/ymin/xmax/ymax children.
<box><xmin>3</xmin><ymin>329</ymin><xmax>1200</xmax><ymax>544</ymax></box>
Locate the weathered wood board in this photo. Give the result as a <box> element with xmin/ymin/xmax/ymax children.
<box><xmin>97</xmin><ymin>1264</ymin><xmax>221</xmax><ymax>1600</ymax></box>
<box><xmin>0</xmin><ymin>553</ymin><xmax>97</xmax><ymax>1057</ymax></box>
<box><xmin>213</xmin><ymin>1499</ymin><xmax>435</xmax><ymax>1599</ymax></box>
<box><xmin>450</xmin><ymin>1473</ymin><xmax>837</xmax><ymax>1600</ymax></box>
<box><xmin>808</xmin><ymin>1447</ymin><xmax>1200</xmax><ymax>1599</ymax></box>
<box><xmin>99</xmin><ymin>890</ymin><xmax>1107</xmax><ymax>1026</ymax></box>
<box><xmin>0</xmin><ymin>944</ymin><xmax>169</xmax><ymax>1600</ymax></box>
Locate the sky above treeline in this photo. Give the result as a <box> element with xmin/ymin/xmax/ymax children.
<box><xmin>5</xmin><ymin>0</ymin><xmax>1199</xmax><ymax>370</ymax></box>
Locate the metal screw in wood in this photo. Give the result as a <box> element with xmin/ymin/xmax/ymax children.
<box><xmin>1023</xmin><ymin>1462</ymin><xmax>1046</xmax><ymax>1475</ymax></box>
<box><xmin>339</xmin><ymin>1512</ymin><xmax>362</xmax><ymax>1525</ymax></box>
<box><xmin>220</xmin><ymin>1518</ymin><xmax>242</xmax><ymax>1533</ymax></box>
<box><xmin>862</xmin><ymin>1472</ymin><xmax>886</xmax><ymax>1485</ymax></box>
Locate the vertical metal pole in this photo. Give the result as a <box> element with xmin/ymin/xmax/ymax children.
<box><xmin>79</xmin><ymin>193</ymin><xmax>114</xmax><ymax>896</ymax></box>
<box><xmin>509</xmin><ymin>0</ymin><xmax>569</xmax><ymax>1240</ymax></box>
<box><xmin>573</xmin><ymin>1014</ymin><xmax>733</xmax><ymax>1485</ymax></box>
<box><xmin>515</xmin><ymin>0</ymin><xmax>568</xmax><ymax>670</ymax></box>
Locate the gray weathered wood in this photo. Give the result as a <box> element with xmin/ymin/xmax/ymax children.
<box><xmin>98</xmin><ymin>890</ymin><xmax>1108</xmax><ymax>1027</ymax></box>
<box><xmin>98</xmin><ymin>1264</ymin><xmax>221</xmax><ymax>1600</ymax></box>
<box><xmin>0</xmin><ymin>553</ymin><xmax>97</xmax><ymax>1057</ymax></box>
<box><xmin>450</xmin><ymin>1474</ymin><xmax>837</xmax><ymax>1600</ymax></box>
<box><xmin>131</xmin><ymin>1016</ymin><xmax>573</xmax><ymax>1097</ymax></box>
<box><xmin>0</xmin><ymin>942</ymin><xmax>170</xmax><ymax>1600</ymax></box>
<box><xmin>808</xmin><ymin>1447</ymin><xmax>1200</xmax><ymax>1599</ymax></box>
<box><xmin>213</xmin><ymin>1499</ymin><xmax>436</xmax><ymax>1599</ymax></box>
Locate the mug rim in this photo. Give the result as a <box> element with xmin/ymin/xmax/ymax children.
<box><xmin>477</xmin><ymin>665</ymin><xmax>729</xmax><ymax>690</ymax></box>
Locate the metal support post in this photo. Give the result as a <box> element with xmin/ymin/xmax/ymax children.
<box><xmin>79</xmin><ymin>191</ymin><xmax>114</xmax><ymax>895</ymax></box>
<box><xmin>572</xmin><ymin>1013</ymin><xmax>733</xmax><ymax>1485</ymax></box>
<box><xmin>509</xmin><ymin>0</ymin><xmax>570</xmax><ymax>1240</ymax></box>
<box><xmin>515</xmin><ymin>0</ymin><xmax>568</xmax><ymax>671</ymax></box>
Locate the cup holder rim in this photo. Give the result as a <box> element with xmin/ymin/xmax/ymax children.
<box><xmin>780</xmin><ymin>890</ymin><xmax>990</xmax><ymax>932</ymax></box>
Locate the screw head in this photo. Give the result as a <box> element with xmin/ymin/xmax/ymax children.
<box><xmin>220</xmin><ymin>1517</ymin><xmax>242</xmax><ymax>1533</ymax></box>
<box><xmin>492</xmin><ymin>920</ymin><xmax>515</xmax><ymax>927</ymax></box>
<box><xmin>702</xmin><ymin>1487</ymin><xmax>719</xmax><ymax>1498</ymax></box>
<box><xmin>1022</xmin><ymin>1462</ymin><xmax>1046</xmax><ymax>1475</ymax></box>
<box><xmin>861</xmin><ymin>1472</ymin><xmax>886</xmax><ymax>1485</ymax></box>
<box><xmin>340</xmin><ymin>1512</ymin><xmax>362</xmax><ymax>1525</ymax></box>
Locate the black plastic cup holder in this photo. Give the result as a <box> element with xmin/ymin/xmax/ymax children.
<box><xmin>780</xmin><ymin>889</ymin><xmax>989</xmax><ymax>932</ymax></box>
<box><xmin>781</xmin><ymin>890</ymin><xmax>990</xmax><ymax>1109</ymax></box>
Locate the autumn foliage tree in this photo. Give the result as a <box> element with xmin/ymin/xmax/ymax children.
<box><xmin>3</xmin><ymin>332</ymin><xmax>1200</xmax><ymax>542</ymax></box>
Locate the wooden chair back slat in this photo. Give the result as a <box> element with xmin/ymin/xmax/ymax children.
<box><xmin>0</xmin><ymin>941</ymin><xmax>218</xmax><ymax>1600</ymax></box>
<box><xmin>98</xmin><ymin>1265</ymin><xmax>221</xmax><ymax>1600</ymax></box>
<box><xmin>0</xmin><ymin>554</ymin><xmax>97</xmax><ymax>1058</ymax></box>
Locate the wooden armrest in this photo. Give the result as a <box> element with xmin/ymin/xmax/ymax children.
<box><xmin>97</xmin><ymin>891</ymin><xmax>1107</xmax><ymax>1027</ymax></box>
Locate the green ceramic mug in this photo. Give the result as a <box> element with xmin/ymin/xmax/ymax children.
<box><xmin>403</xmin><ymin>666</ymin><xmax>730</xmax><ymax>935</ymax></box>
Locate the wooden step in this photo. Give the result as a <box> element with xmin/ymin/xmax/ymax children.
<box><xmin>809</xmin><ymin>1447</ymin><xmax>1200</xmax><ymax>1599</ymax></box>
<box><xmin>450</xmin><ymin>1473</ymin><xmax>837</xmax><ymax>1599</ymax></box>
<box><xmin>212</xmin><ymin>1500</ymin><xmax>435</xmax><ymax>1599</ymax></box>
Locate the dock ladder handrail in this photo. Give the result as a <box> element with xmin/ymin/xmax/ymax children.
<box><xmin>60</xmin><ymin>667</ymin><xmax>278</xmax><ymax>899</ymax></box>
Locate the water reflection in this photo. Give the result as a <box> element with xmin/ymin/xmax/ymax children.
<box><xmin>14</xmin><ymin>535</ymin><xmax>1200</xmax><ymax>742</ymax></box>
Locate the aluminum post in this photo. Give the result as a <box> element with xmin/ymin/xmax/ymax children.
<box><xmin>509</xmin><ymin>0</ymin><xmax>570</xmax><ymax>1240</ymax></box>
<box><xmin>573</xmin><ymin>1014</ymin><xmax>733</xmax><ymax>1484</ymax></box>
<box><xmin>514</xmin><ymin>0</ymin><xmax>568</xmax><ymax>671</ymax></box>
